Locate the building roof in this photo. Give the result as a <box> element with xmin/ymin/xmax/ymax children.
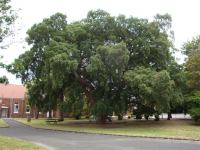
<box><xmin>0</xmin><ymin>84</ymin><xmax>26</xmax><ymax>99</ymax></box>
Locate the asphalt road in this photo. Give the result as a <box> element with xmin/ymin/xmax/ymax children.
<box><xmin>0</xmin><ymin>119</ymin><xmax>200</xmax><ymax>150</ymax></box>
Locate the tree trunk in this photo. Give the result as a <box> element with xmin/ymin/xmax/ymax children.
<box><xmin>58</xmin><ymin>91</ymin><xmax>64</xmax><ymax>121</ymax></box>
<box><xmin>36</xmin><ymin>112</ymin><xmax>39</xmax><ymax>119</ymax></box>
<box><xmin>76</xmin><ymin>70</ymin><xmax>95</xmax><ymax>109</ymax></box>
<box><xmin>118</xmin><ymin>114</ymin><xmax>123</xmax><ymax>120</ymax></box>
<box><xmin>48</xmin><ymin>109</ymin><xmax>52</xmax><ymax>119</ymax></box>
<box><xmin>167</xmin><ymin>112</ymin><xmax>172</xmax><ymax>120</ymax></box>
<box><xmin>30</xmin><ymin>106</ymin><xmax>34</xmax><ymax>118</ymax></box>
<box><xmin>136</xmin><ymin>114</ymin><xmax>142</xmax><ymax>120</ymax></box>
<box><xmin>145</xmin><ymin>114</ymin><xmax>149</xmax><ymax>120</ymax></box>
<box><xmin>76</xmin><ymin>67</ymin><xmax>95</xmax><ymax>120</ymax></box>
<box><xmin>85</xmin><ymin>90</ymin><xmax>94</xmax><ymax>108</ymax></box>
<box><xmin>34</xmin><ymin>105</ymin><xmax>39</xmax><ymax>119</ymax></box>
<box><xmin>154</xmin><ymin>113</ymin><xmax>160</xmax><ymax>121</ymax></box>
<box><xmin>96</xmin><ymin>114</ymin><xmax>107</xmax><ymax>124</ymax></box>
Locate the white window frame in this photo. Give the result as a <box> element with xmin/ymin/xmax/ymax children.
<box><xmin>14</xmin><ymin>103</ymin><xmax>19</xmax><ymax>113</ymax></box>
<box><xmin>26</xmin><ymin>105</ymin><xmax>30</xmax><ymax>113</ymax></box>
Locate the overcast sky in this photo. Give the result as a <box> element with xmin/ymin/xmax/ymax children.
<box><xmin>1</xmin><ymin>0</ymin><xmax>200</xmax><ymax>84</ymax></box>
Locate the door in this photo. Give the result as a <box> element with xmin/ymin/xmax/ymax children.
<box><xmin>1</xmin><ymin>108</ymin><xmax>8</xmax><ymax>118</ymax></box>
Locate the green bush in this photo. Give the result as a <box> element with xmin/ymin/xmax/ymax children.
<box><xmin>189</xmin><ymin>108</ymin><xmax>200</xmax><ymax>121</ymax></box>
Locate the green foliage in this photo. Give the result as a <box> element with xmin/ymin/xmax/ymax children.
<box><xmin>0</xmin><ymin>0</ymin><xmax>16</xmax><ymax>43</ymax></box>
<box><xmin>184</xmin><ymin>37</ymin><xmax>200</xmax><ymax>121</ymax></box>
<box><xmin>154</xmin><ymin>13</ymin><xmax>172</xmax><ymax>32</ymax></box>
<box><xmin>124</xmin><ymin>67</ymin><xmax>173</xmax><ymax>118</ymax></box>
<box><xmin>92</xmin><ymin>101</ymin><xmax>110</xmax><ymax>117</ymax></box>
<box><xmin>189</xmin><ymin>91</ymin><xmax>200</xmax><ymax>102</ymax></box>
<box><xmin>10</xmin><ymin>10</ymin><xmax>179</xmax><ymax>122</ymax></box>
<box><xmin>0</xmin><ymin>0</ymin><xmax>16</xmax><ymax>81</ymax></box>
<box><xmin>26</xmin><ymin>81</ymin><xmax>44</xmax><ymax>110</ymax></box>
<box><xmin>9</xmin><ymin>13</ymin><xmax>70</xmax><ymax>120</ymax></box>
<box><xmin>187</xmin><ymin>91</ymin><xmax>200</xmax><ymax>108</ymax></box>
<box><xmin>0</xmin><ymin>75</ymin><xmax>9</xmax><ymax>84</ymax></box>
<box><xmin>189</xmin><ymin>108</ymin><xmax>200</xmax><ymax>121</ymax></box>
<box><xmin>115</xmin><ymin>15</ymin><xmax>171</xmax><ymax>70</ymax></box>
<box><xmin>87</xmin><ymin>42</ymin><xmax>129</xmax><ymax>119</ymax></box>
<box><xmin>182</xmin><ymin>35</ymin><xmax>200</xmax><ymax>55</ymax></box>
<box><xmin>185</xmin><ymin>49</ymin><xmax>200</xmax><ymax>91</ymax></box>
<box><xmin>62</xmin><ymin>85</ymin><xmax>84</xmax><ymax>119</ymax></box>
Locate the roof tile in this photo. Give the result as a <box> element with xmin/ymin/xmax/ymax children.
<box><xmin>0</xmin><ymin>84</ymin><xmax>26</xmax><ymax>99</ymax></box>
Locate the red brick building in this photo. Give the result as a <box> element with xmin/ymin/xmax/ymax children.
<box><xmin>0</xmin><ymin>83</ymin><xmax>60</xmax><ymax>118</ymax></box>
<box><xmin>0</xmin><ymin>83</ymin><xmax>28</xmax><ymax>118</ymax></box>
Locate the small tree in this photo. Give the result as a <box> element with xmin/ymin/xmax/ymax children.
<box><xmin>185</xmin><ymin>45</ymin><xmax>200</xmax><ymax>121</ymax></box>
<box><xmin>187</xmin><ymin>91</ymin><xmax>200</xmax><ymax>121</ymax></box>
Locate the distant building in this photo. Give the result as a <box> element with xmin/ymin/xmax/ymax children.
<box><xmin>0</xmin><ymin>84</ymin><xmax>28</xmax><ymax>118</ymax></box>
<box><xmin>0</xmin><ymin>83</ymin><xmax>60</xmax><ymax>118</ymax></box>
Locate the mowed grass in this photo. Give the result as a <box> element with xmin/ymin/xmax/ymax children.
<box><xmin>15</xmin><ymin>118</ymin><xmax>200</xmax><ymax>141</ymax></box>
<box><xmin>0</xmin><ymin>136</ymin><xmax>46</xmax><ymax>150</ymax></box>
<box><xmin>0</xmin><ymin>119</ymin><xmax>8</xmax><ymax>127</ymax></box>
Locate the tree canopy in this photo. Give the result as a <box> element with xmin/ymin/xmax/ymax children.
<box><xmin>182</xmin><ymin>35</ymin><xmax>200</xmax><ymax>56</ymax></box>
<box><xmin>0</xmin><ymin>0</ymin><xmax>16</xmax><ymax>43</ymax></box>
<box><xmin>10</xmin><ymin>10</ymin><xmax>183</xmax><ymax>122</ymax></box>
<box><xmin>0</xmin><ymin>0</ymin><xmax>16</xmax><ymax>83</ymax></box>
<box><xmin>184</xmin><ymin>38</ymin><xmax>200</xmax><ymax>121</ymax></box>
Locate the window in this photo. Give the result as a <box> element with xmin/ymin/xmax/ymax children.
<box><xmin>14</xmin><ymin>103</ymin><xmax>19</xmax><ymax>113</ymax></box>
<box><xmin>26</xmin><ymin>105</ymin><xmax>30</xmax><ymax>113</ymax></box>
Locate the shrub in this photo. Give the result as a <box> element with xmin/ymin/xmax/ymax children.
<box><xmin>189</xmin><ymin>108</ymin><xmax>200</xmax><ymax>121</ymax></box>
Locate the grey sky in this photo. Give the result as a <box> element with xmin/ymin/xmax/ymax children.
<box><xmin>1</xmin><ymin>0</ymin><xmax>200</xmax><ymax>84</ymax></box>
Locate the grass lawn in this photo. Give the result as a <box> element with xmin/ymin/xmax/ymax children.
<box><xmin>0</xmin><ymin>119</ymin><xmax>8</xmax><ymax>128</ymax></box>
<box><xmin>0</xmin><ymin>136</ymin><xmax>46</xmax><ymax>150</ymax></box>
<box><xmin>15</xmin><ymin>118</ymin><xmax>200</xmax><ymax>141</ymax></box>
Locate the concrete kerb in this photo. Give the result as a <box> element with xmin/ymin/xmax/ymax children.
<box><xmin>0</xmin><ymin>125</ymin><xmax>9</xmax><ymax>128</ymax></box>
<box><xmin>32</xmin><ymin>142</ymin><xmax>54</xmax><ymax>150</ymax></box>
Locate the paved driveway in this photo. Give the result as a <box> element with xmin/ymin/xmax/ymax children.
<box><xmin>0</xmin><ymin>119</ymin><xmax>200</xmax><ymax>150</ymax></box>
